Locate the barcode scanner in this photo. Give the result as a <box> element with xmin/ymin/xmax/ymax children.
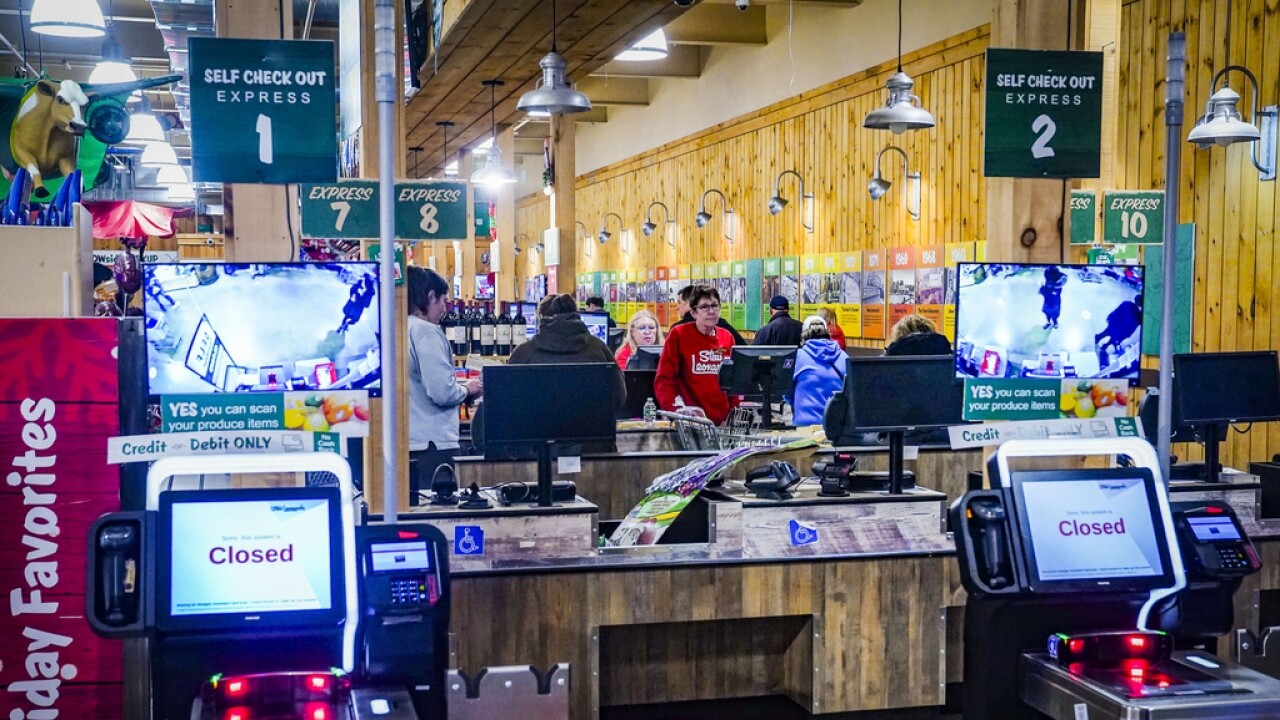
<box><xmin>98</xmin><ymin>525</ymin><xmax>138</xmax><ymax>625</ymax></box>
<box><xmin>429</xmin><ymin>464</ymin><xmax>459</xmax><ymax>506</ymax></box>
<box><xmin>745</xmin><ymin>461</ymin><xmax>803</xmax><ymax>500</ymax></box>
<box><xmin>969</xmin><ymin>499</ymin><xmax>1010</xmax><ymax>589</ymax></box>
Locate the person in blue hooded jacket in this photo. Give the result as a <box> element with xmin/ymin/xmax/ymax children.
<box><xmin>788</xmin><ymin>315</ymin><xmax>848</xmax><ymax>427</ymax></box>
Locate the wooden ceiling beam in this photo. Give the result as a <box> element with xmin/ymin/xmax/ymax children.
<box><xmin>575</xmin><ymin>76</ymin><xmax>650</xmax><ymax>106</ymax></box>
<box><xmin>665</xmin><ymin>3</ymin><xmax>766</xmax><ymax>46</ymax></box>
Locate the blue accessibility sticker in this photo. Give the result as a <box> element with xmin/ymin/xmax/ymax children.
<box><xmin>788</xmin><ymin>519</ymin><xmax>819</xmax><ymax>546</ymax></box>
<box><xmin>453</xmin><ymin>525</ymin><xmax>485</xmax><ymax>555</ymax></box>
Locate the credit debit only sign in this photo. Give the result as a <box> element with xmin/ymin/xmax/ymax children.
<box><xmin>107</xmin><ymin>430</ymin><xmax>342</xmax><ymax>464</ymax></box>
<box><xmin>1021</xmin><ymin>478</ymin><xmax>1163</xmax><ymax>580</ymax></box>
<box><xmin>170</xmin><ymin>499</ymin><xmax>332</xmax><ymax>615</ymax></box>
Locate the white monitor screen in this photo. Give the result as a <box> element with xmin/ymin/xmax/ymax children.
<box><xmin>168</xmin><ymin>498</ymin><xmax>334</xmax><ymax>616</ymax></box>
<box><xmin>581</xmin><ymin>312</ymin><xmax>609</xmax><ymax>342</ymax></box>
<box><xmin>370</xmin><ymin>541</ymin><xmax>431</xmax><ymax>572</ymax></box>
<box><xmin>1020</xmin><ymin>476</ymin><xmax>1164</xmax><ymax>582</ymax></box>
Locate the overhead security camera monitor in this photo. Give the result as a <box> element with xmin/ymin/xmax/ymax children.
<box><xmin>143</xmin><ymin>262</ymin><xmax>381</xmax><ymax>396</ymax></box>
<box><xmin>1010</xmin><ymin>467</ymin><xmax>1175</xmax><ymax>594</ymax></box>
<box><xmin>155</xmin><ymin>487</ymin><xmax>346</xmax><ymax>632</ymax></box>
<box><xmin>954</xmin><ymin>262</ymin><xmax>1144</xmax><ymax>381</ymax></box>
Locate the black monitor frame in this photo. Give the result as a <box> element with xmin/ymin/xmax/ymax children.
<box><xmin>482</xmin><ymin>363</ymin><xmax>618</xmax><ymax>506</ymax></box>
<box><xmin>618</xmin><ymin>369</ymin><xmax>657</xmax><ymax>420</ymax></box>
<box><xmin>1173</xmin><ymin>351</ymin><xmax>1280</xmax><ymax>483</ymax></box>
<box><xmin>155</xmin><ymin>486</ymin><xmax>346</xmax><ymax>633</ymax></box>
<box><xmin>580</xmin><ymin>311</ymin><xmax>610</xmax><ymax>344</ymax></box>
<box><xmin>1009</xmin><ymin>467</ymin><xmax>1176</xmax><ymax>594</ymax></box>
<box><xmin>718</xmin><ymin>345</ymin><xmax>798</xmax><ymax>429</ymax></box>
<box><xmin>626</xmin><ymin>345</ymin><xmax>664</xmax><ymax>370</ymax></box>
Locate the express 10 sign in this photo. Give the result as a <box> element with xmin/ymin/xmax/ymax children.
<box><xmin>984</xmin><ymin>49</ymin><xmax>1104</xmax><ymax>179</ymax></box>
<box><xmin>189</xmin><ymin>38</ymin><xmax>337</xmax><ymax>184</ymax></box>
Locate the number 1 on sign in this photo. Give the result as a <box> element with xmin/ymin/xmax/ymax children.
<box><xmin>256</xmin><ymin>113</ymin><xmax>274</xmax><ymax>165</ymax></box>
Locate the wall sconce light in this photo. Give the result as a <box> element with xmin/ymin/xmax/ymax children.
<box><xmin>695</xmin><ymin>188</ymin><xmax>735</xmax><ymax>244</ymax></box>
<box><xmin>514</xmin><ymin>232</ymin><xmax>529</xmax><ymax>255</ymax></box>
<box><xmin>868</xmin><ymin>146</ymin><xmax>921</xmax><ymax>221</ymax></box>
<box><xmin>641</xmin><ymin>200</ymin><xmax>678</xmax><ymax>248</ymax></box>
<box><xmin>768</xmin><ymin>169</ymin><xmax>815</xmax><ymax>233</ymax></box>
<box><xmin>1186</xmin><ymin>65</ymin><xmax>1277</xmax><ymax>181</ymax></box>
<box><xmin>577</xmin><ymin>220</ymin><xmax>591</xmax><ymax>258</ymax></box>
<box><xmin>862</xmin><ymin>0</ymin><xmax>935</xmax><ymax>134</ymax></box>
<box><xmin>598</xmin><ymin>212</ymin><xmax>623</xmax><ymax>245</ymax></box>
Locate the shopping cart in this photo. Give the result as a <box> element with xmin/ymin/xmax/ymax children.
<box><xmin>657</xmin><ymin>406</ymin><xmax>788</xmax><ymax>451</ymax></box>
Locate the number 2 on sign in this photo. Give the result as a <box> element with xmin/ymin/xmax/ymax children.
<box><xmin>256</xmin><ymin>113</ymin><xmax>274</xmax><ymax>165</ymax></box>
<box><xmin>1031</xmin><ymin>114</ymin><xmax>1056</xmax><ymax>159</ymax></box>
<box><xmin>419</xmin><ymin>203</ymin><xmax>439</xmax><ymax>234</ymax></box>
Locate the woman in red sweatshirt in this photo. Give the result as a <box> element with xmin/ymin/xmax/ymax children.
<box><xmin>654</xmin><ymin>285</ymin><xmax>737</xmax><ymax>424</ymax></box>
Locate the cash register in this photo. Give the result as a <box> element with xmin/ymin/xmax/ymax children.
<box><xmin>952</xmin><ymin>437</ymin><xmax>1280</xmax><ymax>719</ymax></box>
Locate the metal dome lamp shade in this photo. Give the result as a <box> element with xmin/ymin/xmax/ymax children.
<box><xmin>518</xmin><ymin>0</ymin><xmax>592</xmax><ymax>115</ymax></box>
<box><xmin>89</xmin><ymin>34</ymin><xmax>138</xmax><ymax>86</ymax></box>
<box><xmin>167</xmin><ymin>183</ymin><xmax>195</xmax><ymax>203</ymax></box>
<box><xmin>141</xmin><ymin>141</ymin><xmax>180</xmax><ymax>169</ymax></box>
<box><xmin>155</xmin><ymin>164</ymin><xmax>188</xmax><ymax>187</ymax></box>
<box><xmin>616</xmin><ymin>29</ymin><xmax>668</xmax><ymax>62</ymax></box>
<box><xmin>868</xmin><ymin>146</ymin><xmax>921</xmax><ymax>221</ymax></box>
<box><xmin>125</xmin><ymin>99</ymin><xmax>165</xmax><ymax>145</ymax></box>
<box><xmin>769</xmin><ymin>169</ymin><xmax>814</xmax><ymax>233</ymax></box>
<box><xmin>598</xmin><ymin>212</ymin><xmax>622</xmax><ymax>245</ymax></box>
<box><xmin>31</xmin><ymin>0</ymin><xmax>106</xmax><ymax>38</ymax></box>
<box><xmin>471</xmin><ymin>80</ymin><xmax>517</xmax><ymax>186</ymax></box>
<box><xmin>642</xmin><ymin>200</ymin><xmax>677</xmax><ymax>248</ymax></box>
<box><xmin>862</xmin><ymin>0</ymin><xmax>935</xmax><ymax>134</ymax></box>
<box><xmin>1186</xmin><ymin>65</ymin><xmax>1276</xmax><ymax>180</ymax></box>
<box><xmin>696</xmin><ymin>189</ymin><xmax>735</xmax><ymax>244</ymax></box>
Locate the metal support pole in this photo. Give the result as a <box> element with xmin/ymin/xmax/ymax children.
<box><xmin>1157</xmin><ymin>32</ymin><xmax>1186</xmax><ymax>484</ymax></box>
<box><xmin>375</xmin><ymin>0</ymin><xmax>399</xmax><ymax>521</ymax></box>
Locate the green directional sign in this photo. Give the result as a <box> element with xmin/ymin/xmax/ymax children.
<box><xmin>985</xmin><ymin>49</ymin><xmax>1104</xmax><ymax>178</ymax></box>
<box><xmin>300</xmin><ymin>180</ymin><xmax>469</xmax><ymax>241</ymax></box>
<box><xmin>1103</xmin><ymin>190</ymin><xmax>1164</xmax><ymax>245</ymax></box>
<box><xmin>1069</xmin><ymin>190</ymin><xmax>1096</xmax><ymax>245</ymax></box>
<box><xmin>368</xmin><ymin>243</ymin><xmax>406</xmax><ymax>285</ymax></box>
<box><xmin>189</xmin><ymin>38</ymin><xmax>337</xmax><ymax>183</ymax></box>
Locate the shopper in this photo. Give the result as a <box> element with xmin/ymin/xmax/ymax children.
<box><xmin>885</xmin><ymin>313</ymin><xmax>952</xmax><ymax>356</ymax></box>
<box><xmin>508</xmin><ymin>293</ymin><xmax>626</xmax><ymax>400</ymax></box>
<box><xmin>817</xmin><ymin>307</ymin><xmax>847</xmax><ymax>347</ymax></box>
<box><xmin>584</xmin><ymin>295</ymin><xmax>617</xmax><ymax>329</ymax></box>
<box><xmin>616</xmin><ymin>309</ymin><xmax>664</xmax><ymax>370</ymax></box>
<box><xmin>671</xmin><ymin>284</ymin><xmax>746</xmax><ymax>344</ymax></box>
<box><xmin>406</xmin><ymin>266</ymin><xmax>481</xmax><ymax>498</ymax></box>
<box><xmin>1039</xmin><ymin>265</ymin><xmax>1067</xmax><ymax>330</ymax></box>
<box><xmin>754</xmin><ymin>295</ymin><xmax>803</xmax><ymax>346</ymax></box>
<box><xmin>655</xmin><ymin>286</ymin><xmax>738</xmax><ymax>424</ymax></box>
<box><xmin>788</xmin><ymin>316</ymin><xmax>848</xmax><ymax>427</ymax></box>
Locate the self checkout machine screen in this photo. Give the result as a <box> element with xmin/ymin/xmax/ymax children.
<box><xmin>355</xmin><ymin>523</ymin><xmax>451</xmax><ymax>719</ymax></box>
<box><xmin>950</xmin><ymin>438</ymin><xmax>1279</xmax><ymax>720</ymax></box>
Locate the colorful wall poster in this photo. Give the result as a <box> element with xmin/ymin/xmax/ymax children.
<box><xmin>744</xmin><ymin>258</ymin><xmax>764</xmax><ymax>331</ymax></box>
<box><xmin>915</xmin><ymin>244</ymin><xmax>945</xmax><ymax>330</ymax></box>
<box><xmin>800</xmin><ymin>254</ymin><xmax>822</xmax><ymax>318</ymax></box>
<box><xmin>646</xmin><ymin>267</ymin><xmax>658</xmax><ymax>316</ymax></box>
<box><xmin>718</xmin><ymin>261</ymin><xmax>734</xmax><ymax>322</ymax></box>
<box><xmin>820</xmin><ymin>253</ymin><xmax>841</xmax><ymax>310</ymax></box>
<box><xmin>730</xmin><ymin>261</ymin><xmax>748</xmax><ymax>329</ymax></box>
<box><xmin>760</xmin><ymin>257</ymin><xmax>782</xmax><ymax>329</ymax></box>
<box><xmin>780</xmin><ymin>256</ymin><xmax>800</xmax><ymax>313</ymax></box>
<box><xmin>974</xmin><ymin>240</ymin><xmax>988</xmax><ymax>261</ymax></box>
<box><xmin>862</xmin><ymin>249</ymin><xmax>887</xmax><ymax>340</ymax></box>
<box><xmin>655</xmin><ymin>266</ymin><xmax>671</xmax><ymax>326</ymax></box>
<box><xmin>888</xmin><ymin>245</ymin><xmax>917</xmax><ymax>329</ymax></box>
<box><xmin>838</xmin><ymin>251</ymin><xmax>862</xmax><ymax>339</ymax></box>
<box><xmin>943</xmin><ymin>242</ymin><xmax>975</xmax><ymax>341</ymax></box>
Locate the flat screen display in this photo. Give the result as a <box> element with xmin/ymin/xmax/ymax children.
<box><xmin>581</xmin><ymin>312</ymin><xmax>609</xmax><ymax>343</ymax></box>
<box><xmin>845</xmin><ymin>355</ymin><xmax>966</xmax><ymax>432</ymax></box>
<box><xmin>1012</xmin><ymin>468</ymin><xmax>1174</xmax><ymax>592</ymax></box>
<box><xmin>1187</xmin><ymin>516</ymin><xmax>1242</xmax><ymax>542</ymax></box>
<box><xmin>1173</xmin><ymin>351</ymin><xmax>1280</xmax><ymax>424</ymax></box>
<box><xmin>369</xmin><ymin>541</ymin><xmax>431</xmax><ymax>572</ymax></box>
<box><xmin>483</xmin><ymin>363</ymin><xmax>617</xmax><ymax>446</ymax></box>
<box><xmin>157</xmin><ymin>488</ymin><xmax>345</xmax><ymax>630</ymax></box>
<box><xmin>954</xmin><ymin>263</ymin><xmax>1144</xmax><ymax>381</ymax></box>
<box><xmin>143</xmin><ymin>263</ymin><xmax>381</xmax><ymax>396</ymax></box>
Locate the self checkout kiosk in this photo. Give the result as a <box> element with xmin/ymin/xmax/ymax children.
<box><xmin>85</xmin><ymin>453</ymin><xmax>450</xmax><ymax>720</ymax></box>
<box><xmin>953</xmin><ymin>437</ymin><xmax>1280</xmax><ymax>719</ymax></box>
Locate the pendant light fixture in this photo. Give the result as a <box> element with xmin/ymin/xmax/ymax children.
<box><xmin>141</xmin><ymin>141</ymin><xmax>180</xmax><ymax>169</ymax></box>
<box><xmin>862</xmin><ymin>0</ymin><xmax>935</xmax><ymax>134</ymax></box>
<box><xmin>1186</xmin><ymin>65</ymin><xmax>1277</xmax><ymax>180</ymax></box>
<box><xmin>768</xmin><ymin>169</ymin><xmax>815</xmax><ymax>233</ymax></box>
<box><xmin>31</xmin><ymin>0</ymin><xmax>106</xmax><ymax>38</ymax></box>
<box><xmin>868</xmin><ymin>146</ymin><xmax>921</xmax><ymax>221</ymax></box>
<box><xmin>154</xmin><ymin>164</ymin><xmax>188</xmax><ymax>187</ymax></box>
<box><xmin>89</xmin><ymin>36</ymin><xmax>138</xmax><ymax>86</ymax></box>
<box><xmin>616</xmin><ymin>29</ymin><xmax>668</xmax><ymax>62</ymax></box>
<box><xmin>471</xmin><ymin>81</ymin><xmax>517</xmax><ymax>186</ymax></box>
<box><xmin>517</xmin><ymin>0</ymin><xmax>592</xmax><ymax>115</ymax></box>
<box><xmin>124</xmin><ymin>98</ymin><xmax>165</xmax><ymax>145</ymax></box>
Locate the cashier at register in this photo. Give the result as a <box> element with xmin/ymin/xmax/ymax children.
<box><xmin>655</xmin><ymin>285</ymin><xmax>738</xmax><ymax>425</ymax></box>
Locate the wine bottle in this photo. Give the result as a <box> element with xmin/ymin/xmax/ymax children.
<box><xmin>511</xmin><ymin>302</ymin><xmax>528</xmax><ymax>349</ymax></box>
<box><xmin>449</xmin><ymin>301</ymin><xmax>466</xmax><ymax>356</ymax></box>
<box><xmin>495</xmin><ymin>301</ymin><xmax>513</xmax><ymax>356</ymax></box>
<box><xmin>480</xmin><ymin>301</ymin><xmax>497</xmax><ymax>356</ymax></box>
<box><xmin>468</xmin><ymin>302</ymin><xmax>482</xmax><ymax>355</ymax></box>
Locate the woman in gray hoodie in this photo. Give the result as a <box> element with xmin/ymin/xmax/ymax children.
<box><xmin>407</xmin><ymin>267</ymin><xmax>482</xmax><ymax>499</ymax></box>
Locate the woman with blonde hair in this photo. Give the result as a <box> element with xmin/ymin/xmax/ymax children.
<box><xmin>816</xmin><ymin>307</ymin><xmax>847</xmax><ymax>347</ymax></box>
<box><xmin>615</xmin><ymin>309</ymin><xmax>664</xmax><ymax>369</ymax></box>
<box><xmin>885</xmin><ymin>313</ymin><xmax>952</xmax><ymax>356</ymax></box>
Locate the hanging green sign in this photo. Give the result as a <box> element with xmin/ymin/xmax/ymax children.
<box><xmin>1142</xmin><ymin>224</ymin><xmax>1195</xmax><ymax>356</ymax></box>
<box><xmin>1069</xmin><ymin>190</ymin><xmax>1096</xmax><ymax>245</ymax></box>
<box><xmin>1103</xmin><ymin>190</ymin><xmax>1164</xmax><ymax>245</ymax></box>
<box><xmin>189</xmin><ymin>38</ymin><xmax>338</xmax><ymax>183</ymax></box>
<box><xmin>984</xmin><ymin>49</ymin><xmax>1104</xmax><ymax>178</ymax></box>
<box><xmin>300</xmin><ymin>180</ymin><xmax>469</xmax><ymax>241</ymax></box>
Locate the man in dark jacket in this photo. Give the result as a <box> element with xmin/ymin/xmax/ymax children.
<box><xmin>753</xmin><ymin>296</ymin><xmax>803</xmax><ymax>346</ymax></box>
<box><xmin>671</xmin><ymin>284</ymin><xmax>746</xmax><ymax>344</ymax></box>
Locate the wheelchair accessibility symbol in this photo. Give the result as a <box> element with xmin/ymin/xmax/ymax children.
<box><xmin>788</xmin><ymin>519</ymin><xmax>819</xmax><ymax>546</ymax></box>
<box><xmin>454</xmin><ymin>526</ymin><xmax>485</xmax><ymax>555</ymax></box>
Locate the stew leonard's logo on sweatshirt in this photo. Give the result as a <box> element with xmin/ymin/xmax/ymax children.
<box><xmin>691</xmin><ymin>349</ymin><xmax>727</xmax><ymax>375</ymax></box>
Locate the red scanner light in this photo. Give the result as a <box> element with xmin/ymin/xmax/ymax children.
<box><xmin>305</xmin><ymin>703</ymin><xmax>329</xmax><ymax>720</ymax></box>
<box><xmin>397</xmin><ymin>530</ymin><xmax>419</xmax><ymax>539</ymax></box>
<box><xmin>1068</xmin><ymin>639</ymin><xmax>1085</xmax><ymax>654</ymax></box>
<box><xmin>1127</xmin><ymin>635</ymin><xmax>1148</xmax><ymax>650</ymax></box>
<box><xmin>306</xmin><ymin>674</ymin><xmax>330</xmax><ymax>692</ymax></box>
<box><xmin>224</xmin><ymin>709</ymin><xmax>249</xmax><ymax>720</ymax></box>
<box><xmin>224</xmin><ymin>678</ymin><xmax>248</xmax><ymax>697</ymax></box>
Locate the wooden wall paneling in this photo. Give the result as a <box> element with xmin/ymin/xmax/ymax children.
<box><xmin>1265</xmin><ymin>0</ymin><xmax>1280</xmax><ymax>457</ymax></box>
